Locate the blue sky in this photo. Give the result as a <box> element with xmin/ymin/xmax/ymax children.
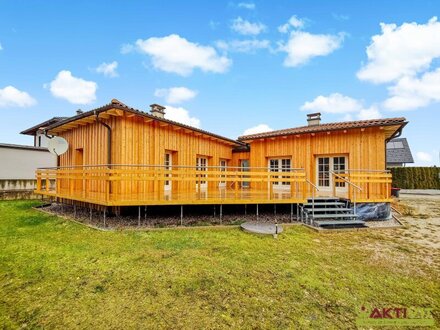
<box><xmin>0</xmin><ymin>0</ymin><xmax>439</xmax><ymax>165</ymax></box>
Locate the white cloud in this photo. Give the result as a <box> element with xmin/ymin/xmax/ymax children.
<box><xmin>47</xmin><ymin>70</ymin><xmax>97</xmax><ymax>104</ymax></box>
<box><xmin>132</xmin><ymin>34</ymin><xmax>231</xmax><ymax>76</ymax></box>
<box><xmin>357</xmin><ymin>17</ymin><xmax>440</xmax><ymax>84</ymax></box>
<box><xmin>357</xmin><ymin>106</ymin><xmax>381</xmax><ymax>120</ymax></box>
<box><xmin>164</xmin><ymin>105</ymin><xmax>201</xmax><ymax>128</ymax></box>
<box><xmin>0</xmin><ymin>86</ymin><xmax>36</xmax><ymax>108</ymax></box>
<box><xmin>154</xmin><ymin>87</ymin><xmax>198</xmax><ymax>104</ymax></box>
<box><xmin>280</xmin><ymin>31</ymin><xmax>345</xmax><ymax>67</ymax></box>
<box><xmin>216</xmin><ymin>39</ymin><xmax>270</xmax><ymax>53</ymax></box>
<box><xmin>416</xmin><ymin>151</ymin><xmax>433</xmax><ymax>163</ymax></box>
<box><xmin>231</xmin><ymin>17</ymin><xmax>267</xmax><ymax>35</ymax></box>
<box><xmin>237</xmin><ymin>2</ymin><xmax>255</xmax><ymax>10</ymax></box>
<box><xmin>242</xmin><ymin>124</ymin><xmax>273</xmax><ymax>136</ymax></box>
<box><xmin>278</xmin><ymin>15</ymin><xmax>305</xmax><ymax>33</ymax></box>
<box><xmin>95</xmin><ymin>61</ymin><xmax>118</xmax><ymax>77</ymax></box>
<box><xmin>383</xmin><ymin>68</ymin><xmax>440</xmax><ymax>110</ymax></box>
<box><xmin>301</xmin><ymin>93</ymin><xmax>382</xmax><ymax>120</ymax></box>
<box><xmin>301</xmin><ymin>93</ymin><xmax>362</xmax><ymax>114</ymax></box>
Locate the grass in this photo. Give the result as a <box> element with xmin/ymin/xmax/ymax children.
<box><xmin>0</xmin><ymin>200</ymin><xmax>439</xmax><ymax>329</ymax></box>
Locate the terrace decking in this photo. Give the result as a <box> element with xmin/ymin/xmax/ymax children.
<box><xmin>35</xmin><ymin>165</ymin><xmax>393</xmax><ymax>207</ymax></box>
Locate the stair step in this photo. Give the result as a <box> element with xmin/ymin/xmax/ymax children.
<box><xmin>312</xmin><ymin>214</ymin><xmax>358</xmax><ymax>219</ymax></box>
<box><xmin>305</xmin><ymin>208</ymin><xmax>352</xmax><ymax>212</ymax></box>
<box><xmin>307</xmin><ymin>197</ymin><xmax>339</xmax><ymax>201</ymax></box>
<box><xmin>303</xmin><ymin>202</ymin><xmax>346</xmax><ymax>207</ymax></box>
<box><xmin>315</xmin><ymin>220</ymin><xmax>365</xmax><ymax>227</ymax></box>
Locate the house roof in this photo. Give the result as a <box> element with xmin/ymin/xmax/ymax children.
<box><xmin>238</xmin><ymin>117</ymin><xmax>407</xmax><ymax>141</ymax></box>
<box><xmin>386</xmin><ymin>138</ymin><xmax>414</xmax><ymax>164</ymax></box>
<box><xmin>0</xmin><ymin>143</ymin><xmax>50</xmax><ymax>152</ymax></box>
<box><xmin>21</xmin><ymin>117</ymin><xmax>68</xmax><ymax>135</ymax></box>
<box><xmin>41</xmin><ymin>99</ymin><xmax>245</xmax><ymax>146</ymax></box>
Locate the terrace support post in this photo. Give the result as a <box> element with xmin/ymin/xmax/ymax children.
<box><xmin>103</xmin><ymin>207</ymin><xmax>107</xmax><ymax>227</ymax></box>
<box><xmin>180</xmin><ymin>205</ymin><xmax>183</xmax><ymax>226</ymax></box>
<box><xmin>213</xmin><ymin>205</ymin><xmax>216</xmax><ymax>217</ymax></box>
<box><xmin>138</xmin><ymin>206</ymin><xmax>141</xmax><ymax>227</ymax></box>
<box><xmin>274</xmin><ymin>204</ymin><xmax>276</xmax><ymax>216</ymax></box>
<box><xmin>256</xmin><ymin>204</ymin><xmax>259</xmax><ymax>221</ymax></box>
<box><xmin>291</xmin><ymin>203</ymin><xmax>293</xmax><ymax>223</ymax></box>
<box><xmin>144</xmin><ymin>206</ymin><xmax>147</xmax><ymax>221</ymax></box>
<box><xmin>89</xmin><ymin>205</ymin><xmax>92</xmax><ymax>222</ymax></box>
<box><xmin>220</xmin><ymin>204</ymin><xmax>223</xmax><ymax>224</ymax></box>
<box><xmin>244</xmin><ymin>204</ymin><xmax>247</xmax><ymax>215</ymax></box>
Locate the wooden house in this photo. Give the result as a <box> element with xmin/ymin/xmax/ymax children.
<box><xmin>26</xmin><ymin>99</ymin><xmax>407</xmax><ymax>225</ymax></box>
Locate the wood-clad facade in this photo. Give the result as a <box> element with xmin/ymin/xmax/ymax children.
<box><xmin>30</xmin><ymin>100</ymin><xmax>407</xmax><ymax>207</ymax></box>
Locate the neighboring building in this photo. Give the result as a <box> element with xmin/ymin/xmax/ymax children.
<box><xmin>21</xmin><ymin>117</ymin><xmax>67</xmax><ymax>147</ymax></box>
<box><xmin>0</xmin><ymin>143</ymin><xmax>57</xmax><ymax>199</ymax></box>
<box><xmin>386</xmin><ymin>138</ymin><xmax>414</xmax><ymax>167</ymax></box>
<box><xmin>25</xmin><ymin>99</ymin><xmax>408</xmax><ymax>225</ymax></box>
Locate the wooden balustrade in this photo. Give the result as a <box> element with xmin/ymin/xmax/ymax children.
<box><xmin>35</xmin><ymin>166</ymin><xmax>393</xmax><ymax>206</ymax></box>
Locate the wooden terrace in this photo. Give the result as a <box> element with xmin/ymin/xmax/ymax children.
<box><xmin>35</xmin><ymin>165</ymin><xmax>392</xmax><ymax>207</ymax></box>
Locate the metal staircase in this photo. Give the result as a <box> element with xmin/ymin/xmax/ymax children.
<box><xmin>299</xmin><ymin>197</ymin><xmax>366</xmax><ymax>229</ymax></box>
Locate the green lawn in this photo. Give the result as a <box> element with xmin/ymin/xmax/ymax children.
<box><xmin>0</xmin><ymin>201</ymin><xmax>438</xmax><ymax>329</ymax></box>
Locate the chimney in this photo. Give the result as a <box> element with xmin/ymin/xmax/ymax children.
<box><xmin>150</xmin><ymin>104</ymin><xmax>166</xmax><ymax>118</ymax></box>
<box><xmin>76</xmin><ymin>109</ymin><xmax>83</xmax><ymax>115</ymax></box>
<box><xmin>307</xmin><ymin>112</ymin><xmax>321</xmax><ymax>126</ymax></box>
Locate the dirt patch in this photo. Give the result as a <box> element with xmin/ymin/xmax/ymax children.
<box><xmin>41</xmin><ymin>203</ymin><xmax>295</xmax><ymax>230</ymax></box>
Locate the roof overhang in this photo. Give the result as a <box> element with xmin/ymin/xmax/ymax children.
<box><xmin>44</xmin><ymin>102</ymin><xmax>245</xmax><ymax>147</ymax></box>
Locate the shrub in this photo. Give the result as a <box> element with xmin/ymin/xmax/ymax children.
<box><xmin>390</xmin><ymin>167</ymin><xmax>440</xmax><ymax>189</ymax></box>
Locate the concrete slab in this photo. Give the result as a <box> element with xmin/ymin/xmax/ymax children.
<box><xmin>241</xmin><ymin>222</ymin><xmax>283</xmax><ymax>235</ymax></box>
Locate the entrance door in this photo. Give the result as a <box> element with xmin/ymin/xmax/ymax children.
<box><xmin>164</xmin><ymin>152</ymin><xmax>172</xmax><ymax>191</ymax></box>
<box><xmin>240</xmin><ymin>159</ymin><xmax>250</xmax><ymax>188</ymax></box>
<box><xmin>196</xmin><ymin>157</ymin><xmax>208</xmax><ymax>190</ymax></box>
<box><xmin>269</xmin><ymin>158</ymin><xmax>291</xmax><ymax>191</ymax></box>
<box><xmin>316</xmin><ymin>156</ymin><xmax>347</xmax><ymax>195</ymax></box>
<box><xmin>219</xmin><ymin>159</ymin><xmax>227</xmax><ymax>188</ymax></box>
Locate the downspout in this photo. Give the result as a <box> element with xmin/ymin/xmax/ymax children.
<box><xmin>95</xmin><ymin>111</ymin><xmax>112</xmax><ymax>167</ymax></box>
<box><xmin>95</xmin><ymin>111</ymin><xmax>112</xmax><ymax>197</ymax></box>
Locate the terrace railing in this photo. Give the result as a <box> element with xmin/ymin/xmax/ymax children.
<box><xmin>35</xmin><ymin>165</ymin><xmax>309</xmax><ymax>206</ymax></box>
<box><xmin>331</xmin><ymin>169</ymin><xmax>392</xmax><ymax>203</ymax></box>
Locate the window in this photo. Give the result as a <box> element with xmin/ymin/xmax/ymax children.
<box><xmin>387</xmin><ymin>141</ymin><xmax>404</xmax><ymax>149</ymax></box>
<box><xmin>196</xmin><ymin>157</ymin><xmax>208</xmax><ymax>185</ymax></box>
<box><xmin>164</xmin><ymin>152</ymin><xmax>172</xmax><ymax>188</ymax></box>
<box><xmin>269</xmin><ymin>158</ymin><xmax>291</xmax><ymax>186</ymax></box>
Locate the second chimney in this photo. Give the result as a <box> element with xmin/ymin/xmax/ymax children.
<box><xmin>307</xmin><ymin>112</ymin><xmax>321</xmax><ymax>126</ymax></box>
<box><xmin>76</xmin><ymin>109</ymin><xmax>83</xmax><ymax>115</ymax></box>
<box><xmin>150</xmin><ymin>104</ymin><xmax>166</xmax><ymax>118</ymax></box>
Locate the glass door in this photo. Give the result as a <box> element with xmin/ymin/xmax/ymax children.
<box><xmin>268</xmin><ymin>158</ymin><xmax>291</xmax><ymax>191</ymax></box>
<box><xmin>164</xmin><ymin>152</ymin><xmax>172</xmax><ymax>191</ymax></box>
<box><xmin>196</xmin><ymin>157</ymin><xmax>208</xmax><ymax>190</ymax></box>
<box><xmin>316</xmin><ymin>156</ymin><xmax>348</xmax><ymax>194</ymax></box>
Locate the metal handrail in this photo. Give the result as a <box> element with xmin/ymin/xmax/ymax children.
<box><xmin>330</xmin><ymin>171</ymin><xmax>363</xmax><ymax>191</ymax></box>
<box><xmin>305</xmin><ymin>178</ymin><xmax>320</xmax><ymax>220</ymax></box>
<box><xmin>330</xmin><ymin>170</ymin><xmax>362</xmax><ymax>214</ymax></box>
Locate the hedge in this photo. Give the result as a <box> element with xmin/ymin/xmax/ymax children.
<box><xmin>390</xmin><ymin>167</ymin><xmax>440</xmax><ymax>189</ymax></box>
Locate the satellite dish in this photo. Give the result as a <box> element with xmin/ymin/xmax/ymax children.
<box><xmin>47</xmin><ymin>136</ymin><xmax>69</xmax><ymax>156</ymax></box>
